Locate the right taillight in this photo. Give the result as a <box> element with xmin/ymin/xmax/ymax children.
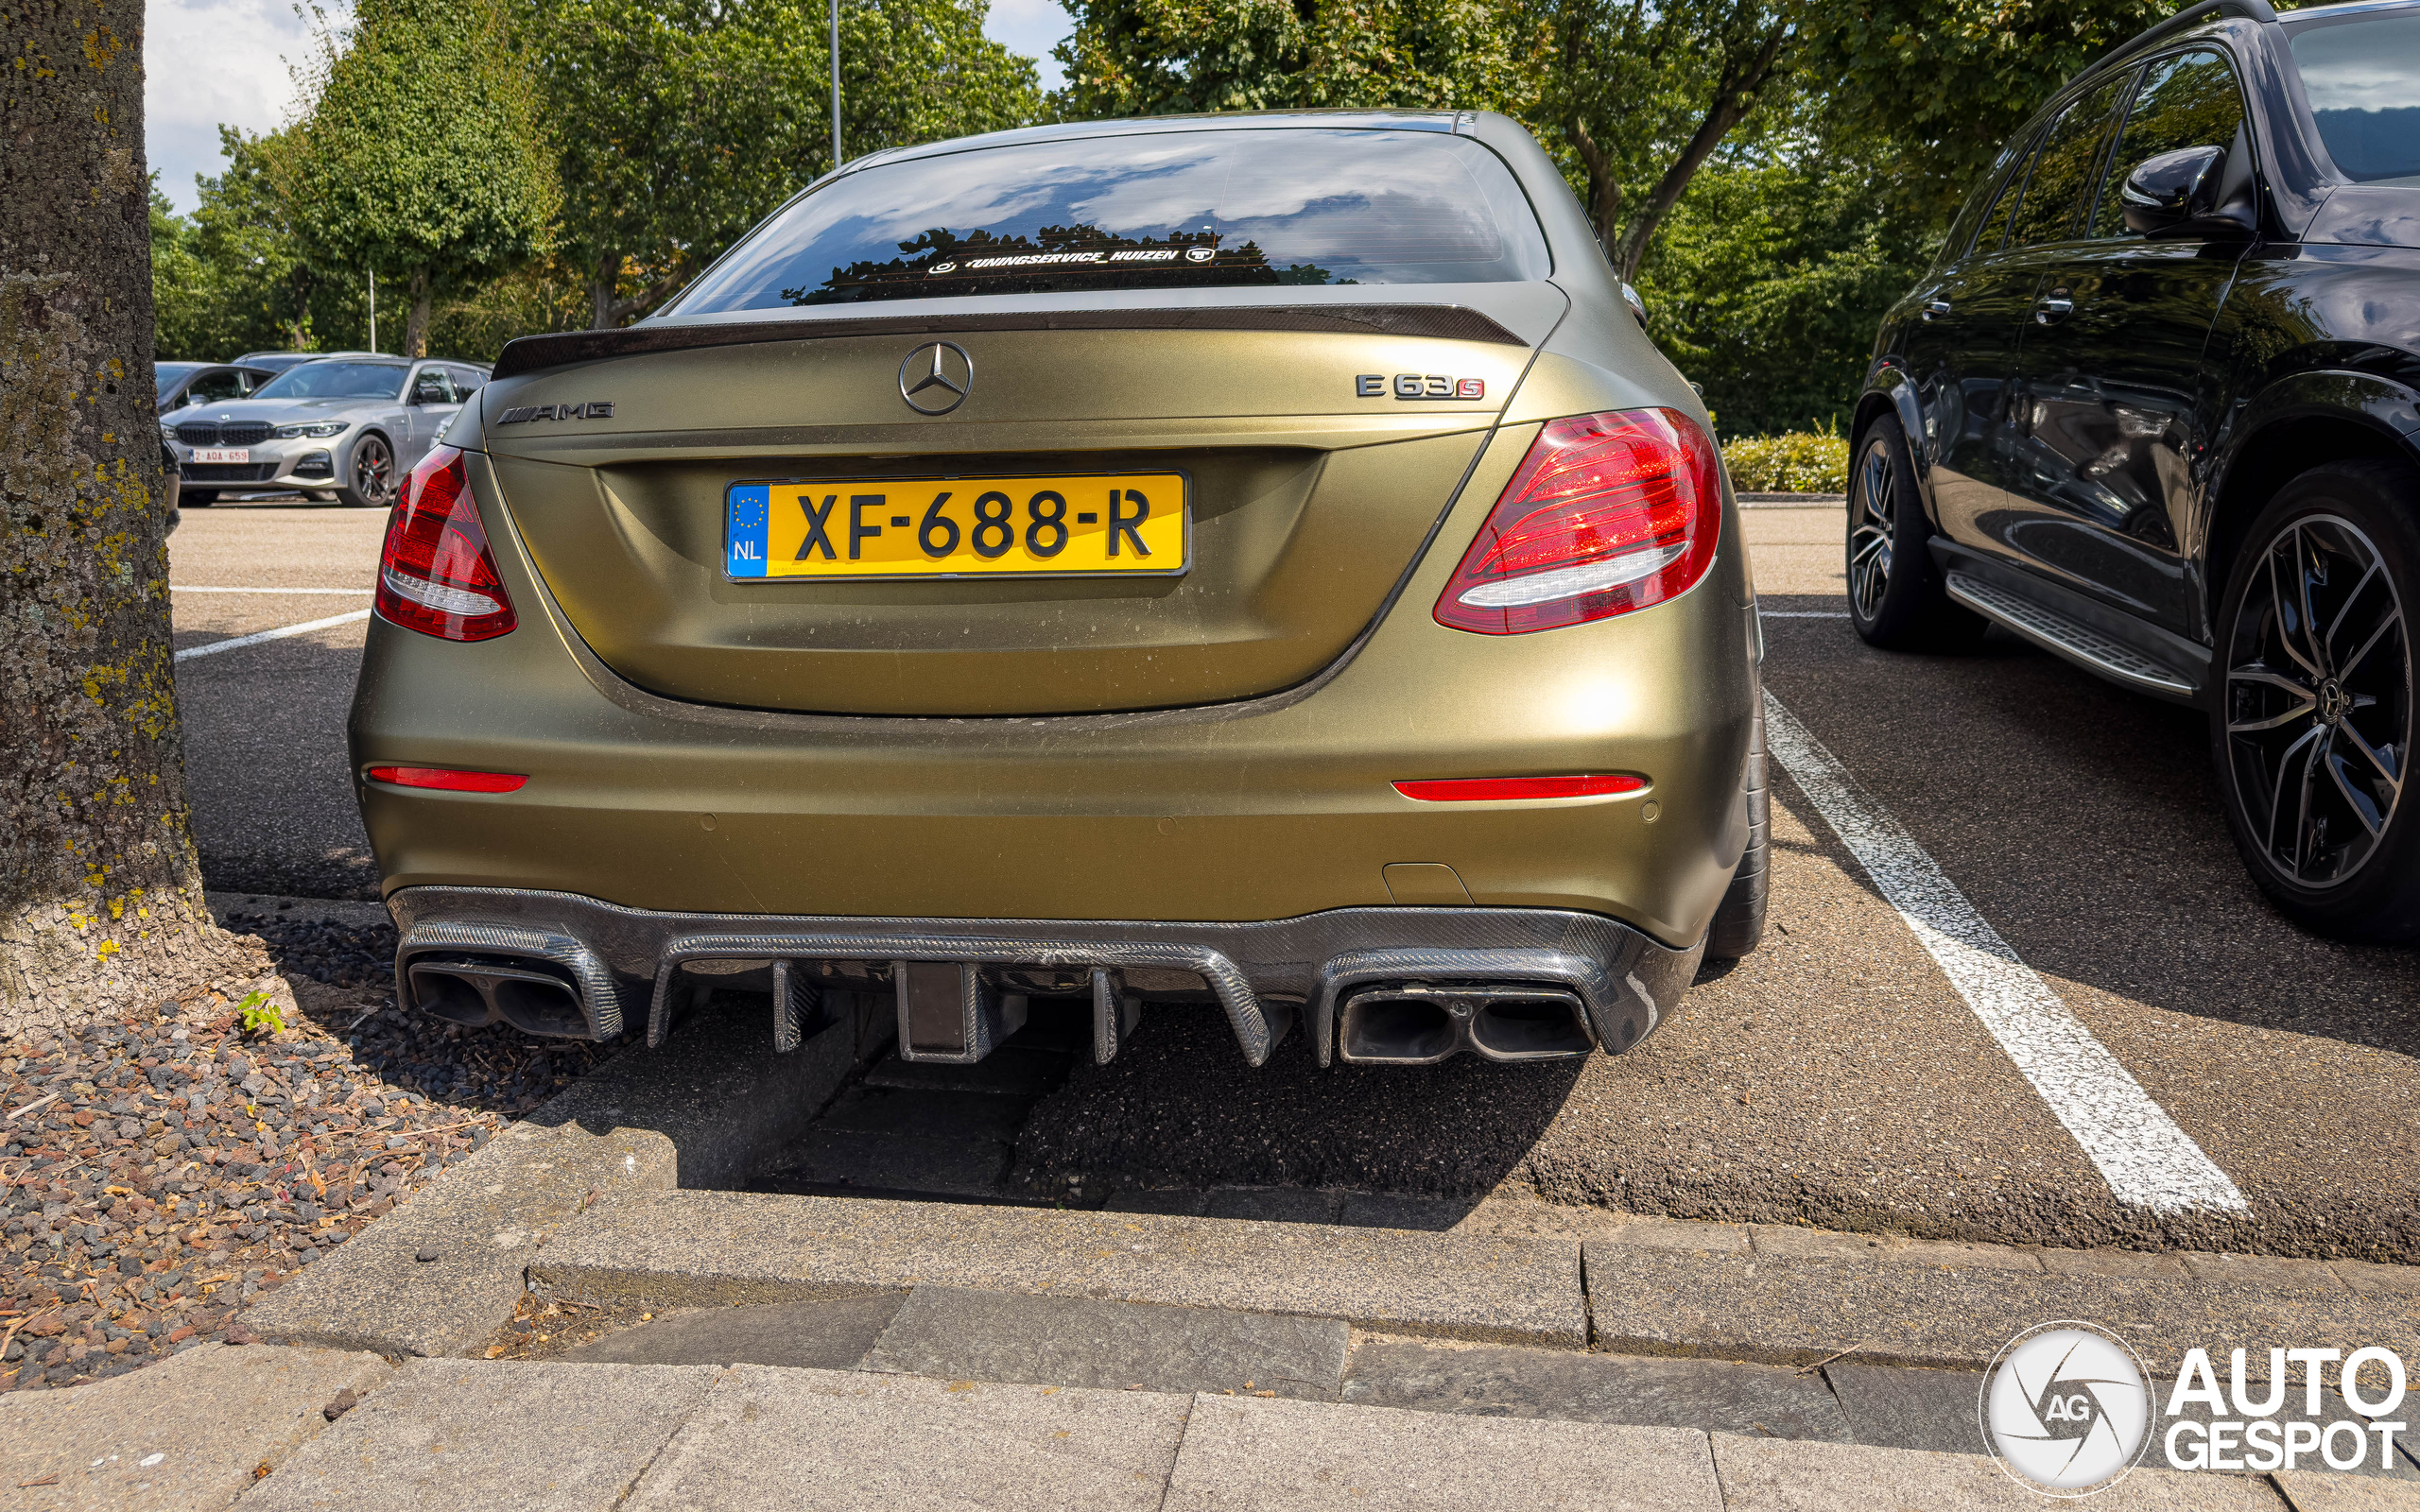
<box><xmin>374</xmin><ymin>445</ymin><xmax>516</xmax><ymax>642</ymax></box>
<box><xmin>1433</xmin><ymin>407</ymin><xmax>1721</xmax><ymax>635</ymax></box>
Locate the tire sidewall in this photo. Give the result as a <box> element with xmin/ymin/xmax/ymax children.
<box><xmin>2211</xmin><ymin>461</ymin><xmax>2420</xmax><ymax>938</ymax></box>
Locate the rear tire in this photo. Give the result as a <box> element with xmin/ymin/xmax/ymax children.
<box><xmin>181</xmin><ymin>490</ymin><xmax>217</xmax><ymax>507</ymax></box>
<box><xmin>1704</xmin><ymin>697</ymin><xmax>1770</xmax><ymax>960</ymax></box>
<box><xmin>1846</xmin><ymin>415</ymin><xmax>1985</xmax><ymax>651</ymax></box>
<box><xmin>2212</xmin><ymin>459</ymin><xmax>2420</xmax><ymax>941</ymax></box>
<box><xmin>337</xmin><ymin>434</ymin><xmax>397</xmax><ymax>509</ymax></box>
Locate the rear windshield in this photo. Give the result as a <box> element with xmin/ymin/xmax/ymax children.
<box><xmin>252</xmin><ymin>361</ymin><xmax>407</xmax><ymax>401</ymax></box>
<box><xmin>2289</xmin><ymin>10</ymin><xmax>2420</xmax><ymax>185</ymax></box>
<box><xmin>156</xmin><ymin>362</ymin><xmax>203</xmax><ymax>385</ymax></box>
<box><xmin>668</xmin><ymin>128</ymin><xmax>1551</xmax><ymax>313</ymax></box>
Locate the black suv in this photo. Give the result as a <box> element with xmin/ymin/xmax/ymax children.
<box><xmin>1853</xmin><ymin>0</ymin><xmax>2420</xmax><ymax>940</ymax></box>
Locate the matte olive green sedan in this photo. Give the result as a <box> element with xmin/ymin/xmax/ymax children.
<box><xmin>352</xmin><ymin>111</ymin><xmax>1766</xmax><ymax>1071</ymax></box>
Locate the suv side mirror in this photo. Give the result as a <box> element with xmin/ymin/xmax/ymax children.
<box><xmin>2122</xmin><ymin>145</ymin><xmax>2250</xmax><ymax>239</ymax></box>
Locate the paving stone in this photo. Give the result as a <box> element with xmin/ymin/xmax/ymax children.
<box><xmin>243</xmin><ymin>1358</ymin><xmax>717</xmax><ymax>1511</ymax></box>
<box><xmin>1822</xmin><ymin>1362</ymin><xmax>1985</xmax><ymax>1453</ymax></box>
<box><xmin>2180</xmin><ymin>1253</ymin><xmax>2348</xmax><ymax>1291</ymax></box>
<box><xmin>861</xmin><ymin>1048</ymin><xmax>1071</xmax><ymax>1097</ymax></box>
<box><xmin>0</xmin><ymin>1343</ymin><xmax>388</xmax><ymax>1511</ymax></box>
<box><xmin>815</xmin><ymin>1085</ymin><xmax>1032</xmax><ymax>1143</ymax></box>
<box><xmin>1103</xmin><ymin>1190</ymin><xmax>1211</xmax><ymax>1216</ymax></box>
<box><xmin>1747</xmin><ymin>1227</ymin><xmax>2036</xmax><ymax>1271</ymax></box>
<box><xmin>1334</xmin><ymin>1194</ymin><xmax>1469</xmax><ymax>1231</ymax></box>
<box><xmin>1590</xmin><ymin>1218</ymin><xmax>1752</xmax><ymax>1256</ymax></box>
<box><xmin>2273</xmin><ymin>1469</ymin><xmax>2420</xmax><ymax>1509</ymax></box>
<box><xmin>1584</xmin><ymin>1244</ymin><xmax>2420</xmax><ymax>1378</ymax></box>
<box><xmin>1341</xmin><ymin>1340</ymin><xmax>1850</xmax><ymax>1440</ymax></box>
<box><xmin>758</xmin><ymin>1127</ymin><xmax>1010</xmax><ymax>1197</ymax></box>
<box><xmin>557</xmin><ymin>1292</ymin><xmax>909</xmax><ymax>1369</ymax></box>
<box><xmin>1161</xmin><ymin>1393</ymin><xmax>1722</xmax><ymax>1510</ymax></box>
<box><xmin>865</xmin><ymin>1286</ymin><xmax>1348</xmax><ymax>1399</ymax></box>
<box><xmin>2040</xmin><ymin>1247</ymin><xmax>2191</xmax><ymax>1279</ymax></box>
<box><xmin>1891</xmin><ymin>1239</ymin><xmax>2041</xmax><ymax>1272</ymax></box>
<box><xmin>535</xmin><ymin>1190</ymin><xmax>1586</xmax><ymax>1346</ymax></box>
<box><xmin>1203</xmin><ymin>1187</ymin><xmax>1342</xmax><ymax>1225</ymax></box>
<box><xmin>2332</xmin><ymin>1262</ymin><xmax>2420</xmax><ymax>1297</ymax></box>
<box><xmin>626</xmin><ymin>1364</ymin><xmax>1187</xmax><ymax>1511</ymax></box>
<box><xmin>1709</xmin><ymin>1433</ymin><xmax>2287</xmax><ymax>1509</ymax></box>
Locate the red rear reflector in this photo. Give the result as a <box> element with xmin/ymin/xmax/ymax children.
<box><xmin>1392</xmin><ymin>774</ymin><xmax>1646</xmax><ymax>801</ymax></box>
<box><xmin>366</xmin><ymin>765</ymin><xmax>527</xmax><ymax>793</ymax></box>
<box><xmin>1435</xmin><ymin>407</ymin><xmax>1721</xmax><ymax>635</ymax></box>
<box><xmin>374</xmin><ymin>445</ymin><xmax>517</xmax><ymax>642</ymax></box>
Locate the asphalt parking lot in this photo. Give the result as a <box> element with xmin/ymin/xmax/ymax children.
<box><xmin>169</xmin><ymin>494</ymin><xmax>2420</xmax><ymax>1263</ymax></box>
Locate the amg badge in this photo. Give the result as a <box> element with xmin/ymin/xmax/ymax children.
<box><xmin>497</xmin><ymin>401</ymin><xmax>615</xmax><ymax>423</ymax></box>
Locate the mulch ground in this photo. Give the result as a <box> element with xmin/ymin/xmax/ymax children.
<box><xmin>1</xmin><ymin>905</ymin><xmax>621</xmax><ymax>1392</ymax></box>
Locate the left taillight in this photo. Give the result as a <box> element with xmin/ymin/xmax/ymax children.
<box><xmin>373</xmin><ymin>445</ymin><xmax>516</xmax><ymax>642</ymax></box>
<box><xmin>1433</xmin><ymin>407</ymin><xmax>1721</xmax><ymax>635</ymax></box>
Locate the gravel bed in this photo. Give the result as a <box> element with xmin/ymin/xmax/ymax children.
<box><xmin>1</xmin><ymin>908</ymin><xmax>622</xmax><ymax>1392</ymax></box>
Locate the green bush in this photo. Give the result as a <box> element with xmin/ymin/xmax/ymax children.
<box><xmin>1721</xmin><ymin>430</ymin><xmax>1849</xmax><ymax>494</ymax></box>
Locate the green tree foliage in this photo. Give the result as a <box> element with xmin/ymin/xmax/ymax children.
<box><xmin>150</xmin><ymin>130</ymin><xmax>334</xmax><ymax>360</ymax></box>
<box><xmin>1636</xmin><ymin>135</ymin><xmax>1927</xmax><ymax>436</ymax></box>
<box><xmin>534</xmin><ymin>0</ymin><xmax>1039</xmax><ymax>328</ymax></box>
<box><xmin>1801</xmin><ymin>0</ymin><xmax>2168</xmax><ymax>217</ymax></box>
<box><xmin>1055</xmin><ymin>0</ymin><xmax>1533</xmax><ymax>117</ymax></box>
<box><xmin>1526</xmin><ymin>0</ymin><xmax>1798</xmax><ymax>281</ymax></box>
<box><xmin>292</xmin><ymin>0</ymin><xmax>562</xmax><ymax>356</ymax></box>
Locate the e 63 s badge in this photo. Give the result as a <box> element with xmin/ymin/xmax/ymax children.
<box><xmin>1358</xmin><ymin>373</ymin><xmax>1485</xmax><ymax>401</ymax></box>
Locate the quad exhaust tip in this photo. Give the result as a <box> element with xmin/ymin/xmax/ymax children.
<box><xmin>1337</xmin><ymin>983</ymin><xmax>1595</xmax><ymax>1065</ymax></box>
<box><xmin>406</xmin><ymin>955</ymin><xmax>591</xmax><ymax>1039</ymax></box>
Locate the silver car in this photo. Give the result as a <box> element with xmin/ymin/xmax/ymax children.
<box><xmin>164</xmin><ymin>356</ymin><xmax>489</xmax><ymax>507</ymax></box>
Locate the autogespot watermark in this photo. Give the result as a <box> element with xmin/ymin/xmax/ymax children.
<box><xmin>1979</xmin><ymin>1320</ymin><xmax>2411</xmax><ymax>1498</ymax></box>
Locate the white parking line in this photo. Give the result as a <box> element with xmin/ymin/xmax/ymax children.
<box><xmin>174</xmin><ymin>609</ymin><xmax>372</xmax><ymax>663</ymax></box>
<box><xmin>170</xmin><ymin>586</ymin><xmax>372</xmax><ymax>594</ymax></box>
<box><xmin>1758</xmin><ymin>610</ymin><xmax>1851</xmax><ymax>619</ymax></box>
<box><xmin>1762</xmin><ymin>690</ymin><xmax>2247</xmax><ymax>1215</ymax></box>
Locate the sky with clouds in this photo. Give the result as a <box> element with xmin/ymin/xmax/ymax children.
<box><xmin>146</xmin><ymin>0</ymin><xmax>1073</xmax><ymax>215</ymax></box>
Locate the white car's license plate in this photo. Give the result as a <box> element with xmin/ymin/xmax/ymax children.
<box><xmin>193</xmin><ymin>448</ymin><xmax>251</xmax><ymax>463</ymax></box>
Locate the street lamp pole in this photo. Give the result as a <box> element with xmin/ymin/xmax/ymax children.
<box><xmin>368</xmin><ymin>267</ymin><xmax>377</xmax><ymax>354</ymax></box>
<box><xmin>830</xmin><ymin>0</ymin><xmax>841</xmax><ymax>173</ymax></box>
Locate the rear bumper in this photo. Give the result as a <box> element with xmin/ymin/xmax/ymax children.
<box><xmin>386</xmin><ymin>885</ymin><xmax>1704</xmax><ymax>1065</ymax></box>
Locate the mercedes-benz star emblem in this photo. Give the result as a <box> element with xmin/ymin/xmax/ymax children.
<box><xmin>899</xmin><ymin>341</ymin><xmax>973</xmax><ymax>416</ymax></box>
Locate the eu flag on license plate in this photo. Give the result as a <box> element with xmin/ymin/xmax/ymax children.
<box><xmin>726</xmin><ymin>484</ymin><xmax>770</xmax><ymax>577</ymax></box>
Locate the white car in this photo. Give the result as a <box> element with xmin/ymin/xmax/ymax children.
<box><xmin>164</xmin><ymin>357</ymin><xmax>490</xmax><ymax>507</ymax></box>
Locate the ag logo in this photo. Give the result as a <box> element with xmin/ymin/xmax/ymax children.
<box><xmin>1981</xmin><ymin>1322</ymin><xmax>2152</xmax><ymax>1497</ymax></box>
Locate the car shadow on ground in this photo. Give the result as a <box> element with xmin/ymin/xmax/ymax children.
<box><xmin>1760</xmin><ymin>617</ymin><xmax>2420</xmax><ymax>1062</ymax></box>
<box><xmin>1011</xmin><ymin>1005</ymin><xmax>1587</xmax><ymax>1213</ymax></box>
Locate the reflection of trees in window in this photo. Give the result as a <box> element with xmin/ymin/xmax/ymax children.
<box><xmin>2093</xmin><ymin>52</ymin><xmax>2245</xmax><ymax>237</ymax></box>
<box><xmin>780</xmin><ymin>223</ymin><xmax>1340</xmax><ymax>303</ymax></box>
<box><xmin>2009</xmin><ymin>77</ymin><xmax>2127</xmax><ymax>246</ymax></box>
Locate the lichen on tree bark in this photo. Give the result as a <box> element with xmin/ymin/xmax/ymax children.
<box><xmin>3</xmin><ymin>0</ymin><xmax>246</xmax><ymax>1035</ymax></box>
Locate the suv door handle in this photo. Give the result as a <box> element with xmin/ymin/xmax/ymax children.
<box><xmin>2034</xmin><ymin>293</ymin><xmax>2075</xmax><ymax>325</ymax></box>
<box><xmin>1922</xmin><ymin>299</ymin><xmax>1953</xmax><ymax>320</ymax></box>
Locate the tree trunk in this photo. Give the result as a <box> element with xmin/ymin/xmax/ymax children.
<box><xmin>1</xmin><ymin>0</ymin><xmax>242</xmax><ymax>1038</ymax></box>
<box><xmin>406</xmin><ymin>270</ymin><xmax>431</xmax><ymax>358</ymax></box>
<box><xmin>1606</xmin><ymin>26</ymin><xmax>1791</xmax><ymax>283</ymax></box>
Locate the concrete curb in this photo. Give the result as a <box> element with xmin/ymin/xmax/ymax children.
<box><xmin>243</xmin><ymin>992</ymin><xmax>868</xmax><ymax>1357</ymax></box>
<box><xmin>527</xmin><ymin>1189</ymin><xmax>1589</xmax><ymax>1348</ymax></box>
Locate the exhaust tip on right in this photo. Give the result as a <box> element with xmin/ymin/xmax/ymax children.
<box><xmin>1337</xmin><ymin>982</ymin><xmax>1597</xmax><ymax>1065</ymax></box>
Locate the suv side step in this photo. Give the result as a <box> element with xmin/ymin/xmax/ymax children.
<box><xmin>1945</xmin><ymin>571</ymin><xmax>2201</xmax><ymax>700</ymax></box>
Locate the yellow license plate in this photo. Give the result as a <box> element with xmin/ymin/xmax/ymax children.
<box><xmin>725</xmin><ymin>472</ymin><xmax>1188</xmax><ymax>580</ymax></box>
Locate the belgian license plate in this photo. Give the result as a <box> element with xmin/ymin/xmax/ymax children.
<box><xmin>725</xmin><ymin>472</ymin><xmax>1188</xmax><ymax>581</ymax></box>
<box><xmin>193</xmin><ymin>448</ymin><xmax>250</xmax><ymax>463</ymax></box>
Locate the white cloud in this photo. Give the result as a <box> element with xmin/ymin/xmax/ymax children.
<box><xmin>981</xmin><ymin>0</ymin><xmax>1070</xmax><ymax>92</ymax></box>
<box><xmin>145</xmin><ymin>0</ymin><xmax>334</xmax><ymax>213</ymax></box>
